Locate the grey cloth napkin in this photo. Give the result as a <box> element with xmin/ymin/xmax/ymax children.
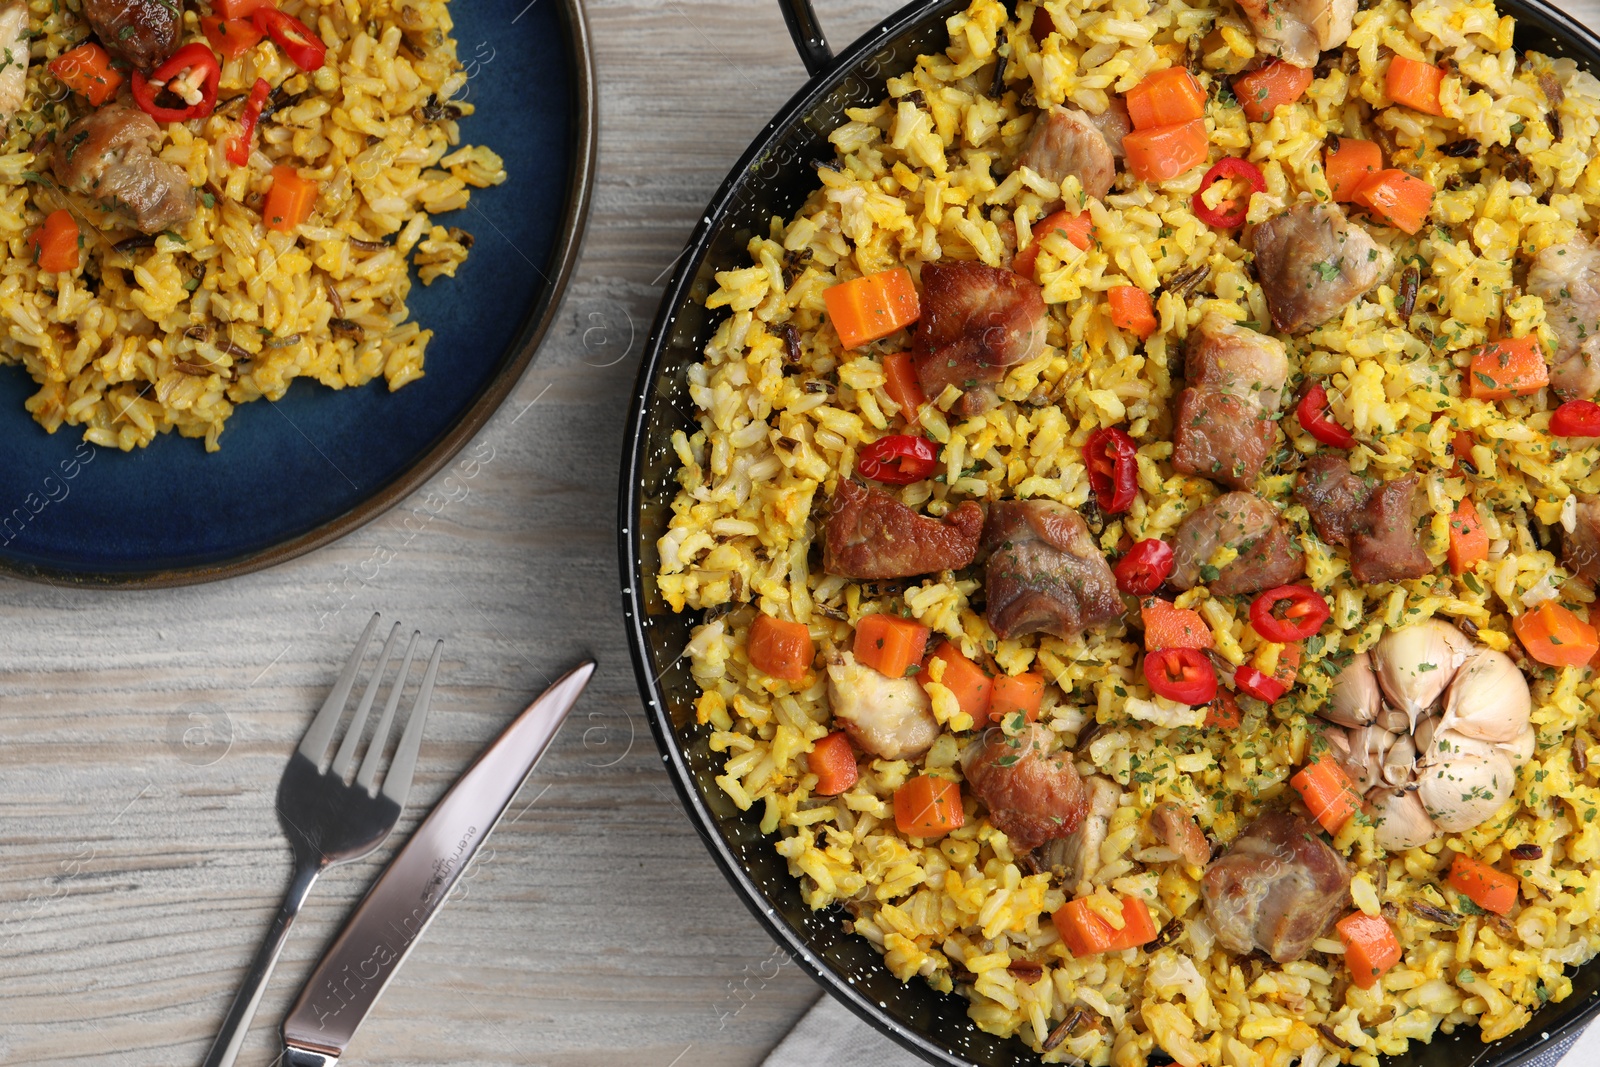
<box><xmin>763</xmin><ymin>993</ymin><xmax>1594</xmax><ymax>1067</ymax></box>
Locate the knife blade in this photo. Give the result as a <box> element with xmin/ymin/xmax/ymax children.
<box><xmin>280</xmin><ymin>660</ymin><xmax>595</xmax><ymax>1067</ymax></box>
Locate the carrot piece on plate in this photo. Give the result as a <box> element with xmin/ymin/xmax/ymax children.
<box><xmin>1107</xmin><ymin>285</ymin><xmax>1158</xmax><ymax>339</ymax></box>
<box><xmin>1445</xmin><ymin>853</ymin><xmax>1519</xmax><ymax>915</ymax></box>
<box><xmin>1234</xmin><ymin>60</ymin><xmax>1314</xmax><ymax>122</ymax></box>
<box><xmin>823</xmin><ymin>267</ymin><xmax>921</xmax><ymax>349</ymax></box>
<box><xmin>1512</xmin><ymin>600</ymin><xmax>1599</xmax><ymax>668</ymax></box>
<box><xmin>924</xmin><ymin>641</ymin><xmax>993</xmax><ymax>720</ymax></box>
<box><xmin>1466</xmin><ymin>336</ymin><xmax>1549</xmax><ymax>400</ymax></box>
<box><xmin>881</xmin><ymin>351</ymin><xmax>928</xmax><ymax>425</ymax></box>
<box><xmin>1336</xmin><ymin>911</ymin><xmax>1402</xmax><ymax>989</ymax></box>
<box><xmin>1353</xmin><ymin>169</ymin><xmax>1435</xmax><ymax>234</ymax></box>
<box><xmin>808</xmin><ymin>731</ymin><xmax>859</xmax><ymax>796</ymax></box>
<box><xmin>1447</xmin><ymin>497</ymin><xmax>1488</xmax><ymax>576</ymax></box>
<box><xmin>1013</xmin><ymin>209</ymin><xmax>1093</xmax><ymax>279</ymax></box>
<box><xmin>894</xmin><ymin>774</ymin><xmax>964</xmax><ymax>836</ymax></box>
<box><xmin>1126</xmin><ymin>67</ymin><xmax>1206</xmax><ymax>129</ymax></box>
<box><xmin>1386</xmin><ymin>55</ymin><xmax>1446</xmax><ymax>115</ymax></box>
<box><xmin>746</xmin><ymin>613</ymin><xmax>813</xmax><ymax>681</ymax></box>
<box><xmin>1290</xmin><ymin>755</ymin><xmax>1362</xmax><ymax>834</ymax></box>
<box><xmin>1141</xmin><ymin>598</ymin><xmax>1213</xmax><ymax>650</ymax></box>
<box><xmin>1123</xmin><ymin>119</ymin><xmax>1209</xmax><ymax>183</ymax></box>
<box><xmin>988</xmin><ymin>672</ymin><xmax>1044</xmax><ymax>724</ymax></box>
<box><xmin>1325</xmin><ymin>137</ymin><xmax>1382</xmax><ymax>201</ymax></box>
<box><xmin>852</xmin><ymin>613</ymin><xmax>931</xmax><ymax>678</ymax></box>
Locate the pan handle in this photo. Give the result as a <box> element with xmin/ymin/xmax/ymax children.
<box><xmin>778</xmin><ymin>0</ymin><xmax>835</xmax><ymax>76</ymax></box>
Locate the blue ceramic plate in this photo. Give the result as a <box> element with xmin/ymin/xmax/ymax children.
<box><xmin>0</xmin><ymin>0</ymin><xmax>594</xmax><ymax>587</ymax></box>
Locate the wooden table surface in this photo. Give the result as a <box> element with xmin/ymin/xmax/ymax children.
<box><xmin>9</xmin><ymin>0</ymin><xmax>1600</xmax><ymax>1064</ymax></box>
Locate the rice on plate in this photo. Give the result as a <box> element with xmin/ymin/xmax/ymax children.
<box><xmin>1</xmin><ymin>0</ymin><xmax>504</xmax><ymax>451</ymax></box>
<box><xmin>654</xmin><ymin>0</ymin><xmax>1600</xmax><ymax>1063</ymax></box>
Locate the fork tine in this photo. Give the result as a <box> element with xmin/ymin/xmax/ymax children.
<box><xmin>330</xmin><ymin>622</ymin><xmax>401</xmax><ymax>778</ymax></box>
<box><xmin>380</xmin><ymin>639</ymin><xmax>442</xmax><ymax>805</ymax></box>
<box><xmin>298</xmin><ymin>613</ymin><xmax>380</xmax><ymax>762</ymax></box>
<box><xmin>355</xmin><ymin>630</ymin><xmax>420</xmax><ymax>792</ymax></box>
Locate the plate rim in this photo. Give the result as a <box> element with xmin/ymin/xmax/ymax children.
<box><xmin>0</xmin><ymin>0</ymin><xmax>598</xmax><ymax>590</ymax></box>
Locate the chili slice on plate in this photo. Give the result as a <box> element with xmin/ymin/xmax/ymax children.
<box><xmin>1084</xmin><ymin>427</ymin><xmax>1138</xmax><ymax>514</ymax></box>
<box><xmin>1191</xmin><ymin>158</ymin><xmax>1266</xmax><ymax>230</ymax></box>
<box><xmin>1143</xmin><ymin>647</ymin><xmax>1217</xmax><ymax>705</ymax></box>
<box><xmin>1550</xmin><ymin>399</ymin><xmax>1600</xmax><ymax>437</ymax></box>
<box><xmin>1114</xmin><ymin>538</ymin><xmax>1174</xmax><ymax>595</ymax></box>
<box><xmin>131</xmin><ymin>43</ymin><xmax>222</xmax><ymax>123</ymax></box>
<box><xmin>1249</xmin><ymin>586</ymin><xmax>1331</xmax><ymax>643</ymax></box>
<box><xmin>228</xmin><ymin>77</ymin><xmax>273</xmax><ymax>166</ymax></box>
<box><xmin>1234</xmin><ymin>664</ymin><xmax>1286</xmax><ymax>703</ymax></box>
<box><xmin>1296</xmin><ymin>381</ymin><xmax>1356</xmax><ymax>448</ymax></box>
<box><xmin>856</xmin><ymin>434</ymin><xmax>938</xmax><ymax>484</ymax></box>
<box><xmin>253</xmin><ymin>7</ymin><xmax>328</xmax><ymax>71</ymax></box>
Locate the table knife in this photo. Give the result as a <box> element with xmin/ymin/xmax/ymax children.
<box><xmin>279</xmin><ymin>660</ymin><xmax>595</xmax><ymax>1067</ymax></box>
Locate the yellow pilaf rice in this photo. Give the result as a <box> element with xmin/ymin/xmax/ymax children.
<box><xmin>655</xmin><ymin>0</ymin><xmax>1600</xmax><ymax>1063</ymax></box>
<box><xmin>0</xmin><ymin>0</ymin><xmax>505</xmax><ymax>451</ymax></box>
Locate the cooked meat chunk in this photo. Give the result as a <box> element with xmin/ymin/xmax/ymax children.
<box><xmin>982</xmin><ymin>500</ymin><xmax>1123</xmax><ymax>640</ymax></box>
<box><xmin>912</xmin><ymin>262</ymin><xmax>1048</xmax><ymax>416</ymax></box>
<box><xmin>1014</xmin><ymin>106</ymin><xmax>1117</xmax><ymax>199</ymax></box>
<box><xmin>50</xmin><ymin>103</ymin><xmax>197</xmax><ymax>234</ymax></box>
<box><xmin>821</xmin><ymin>479</ymin><xmax>984</xmax><ymax>580</ymax></box>
<box><xmin>1151</xmin><ymin>802</ymin><xmax>1212</xmax><ymax>867</ymax></box>
<box><xmin>1350</xmin><ymin>475</ymin><xmax>1431</xmax><ymax>583</ymax></box>
<box><xmin>1170</xmin><ymin>492</ymin><xmax>1305</xmax><ymax>596</ymax></box>
<box><xmin>1201</xmin><ymin>809</ymin><xmax>1351</xmax><ymax>963</ymax></box>
<box><xmin>1294</xmin><ymin>451</ymin><xmax>1371</xmax><ymax>546</ymax></box>
<box><xmin>1528</xmin><ymin>234</ymin><xmax>1600</xmax><ymax>400</ymax></box>
<box><xmin>0</xmin><ymin>0</ymin><xmax>29</xmax><ymax>121</ymax></box>
<box><xmin>826</xmin><ymin>656</ymin><xmax>940</xmax><ymax>761</ymax></box>
<box><xmin>1565</xmin><ymin>494</ymin><xmax>1600</xmax><ymax>583</ymax></box>
<box><xmin>1235</xmin><ymin>0</ymin><xmax>1355</xmax><ymax>67</ymax></box>
<box><xmin>1040</xmin><ymin>775</ymin><xmax>1122</xmax><ymax>893</ymax></box>
<box><xmin>1294</xmin><ymin>453</ymin><xmax>1431</xmax><ymax>583</ymax></box>
<box><xmin>1247</xmin><ymin>202</ymin><xmax>1393</xmax><ymax>334</ymax></box>
<box><xmin>1172</xmin><ymin>313</ymin><xmax>1290</xmax><ymax>489</ymax></box>
<box><xmin>961</xmin><ymin>723</ymin><xmax>1089</xmax><ymax>850</ymax></box>
<box><xmin>84</xmin><ymin>0</ymin><xmax>182</xmax><ymax>69</ymax></box>
<box><xmin>1084</xmin><ymin>98</ymin><xmax>1132</xmax><ymax>162</ymax></box>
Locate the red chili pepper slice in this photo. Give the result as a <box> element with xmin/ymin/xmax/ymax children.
<box><xmin>227</xmin><ymin>77</ymin><xmax>273</xmax><ymax>167</ymax></box>
<box><xmin>131</xmin><ymin>43</ymin><xmax>222</xmax><ymax>123</ymax></box>
<box><xmin>1249</xmin><ymin>585</ymin><xmax>1331</xmax><ymax>643</ymax></box>
<box><xmin>253</xmin><ymin>7</ymin><xmax>327</xmax><ymax>71</ymax></box>
<box><xmin>1234</xmin><ymin>664</ymin><xmax>1287</xmax><ymax>703</ymax></box>
<box><xmin>1296</xmin><ymin>381</ymin><xmax>1357</xmax><ymax>449</ymax></box>
<box><xmin>1550</xmin><ymin>399</ymin><xmax>1600</xmax><ymax>437</ymax></box>
<box><xmin>1085</xmin><ymin>427</ymin><xmax>1138</xmax><ymax>514</ymax></box>
<box><xmin>1114</xmin><ymin>538</ymin><xmax>1174</xmax><ymax>596</ymax></box>
<box><xmin>1192</xmin><ymin>158</ymin><xmax>1267</xmax><ymax>230</ymax></box>
<box><xmin>856</xmin><ymin>434</ymin><xmax>939</xmax><ymax>484</ymax></box>
<box><xmin>1143</xmin><ymin>647</ymin><xmax>1218</xmax><ymax>705</ymax></box>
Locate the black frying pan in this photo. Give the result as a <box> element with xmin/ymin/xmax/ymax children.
<box><xmin>621</xmin><ymin>1</ymin><xmax>1600</xmax><ymax>1063</ymax></box>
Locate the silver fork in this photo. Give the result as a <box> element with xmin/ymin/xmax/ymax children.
<box><xmin>202</xmin><ymin>614</ymin><xmax>443</xmax><ymax>1067</ymax></box>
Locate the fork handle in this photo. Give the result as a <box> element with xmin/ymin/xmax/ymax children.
<box><xmin>202</xmin><ymin>860</ymin><xmax>322</xmax><ymax>1067</ymax></box>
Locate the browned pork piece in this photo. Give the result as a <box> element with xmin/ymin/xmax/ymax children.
<box><xmin>1084</xmin><ymin>98</ymin><xmax>1132</xmax><ymax>162</ymax></box>
<box><xmin>1234</xmin><ymin>0</ymin><xmax>1355</xmax><ymax>67</ymax></box>
<box><xmin>1565</xmin><ymin>494</ymin><xmax>1600</xmax><ymax>583</ymax></box>
<box><xmin>84</xmin><ymin>0</ymin><xmax>182</xmax><ymax>69</ymax></box>
<box><xmin>912</xmin><ymin>262</ymin><xmax>1048</xmax><ymax>416</ymax></box>
<box><xmin>1172</xmin><ymin>313</ymin><xmax>1290</xmax><ymax>489</ymax></box>
<box><xmin>1201</xmin><ymin>809</ymin><xmax>1351</xmax><ymax>962</ymax></box>
<box><xmin>1014</xmin><ymin>106</ymin><xmax>1118</xmax><ymax>199</ymax></box>
<box><xmin>821</xmin><ymin>479</ymin><xmax>984</xmax><ymax>580</ymax></box>
<box><xmin>1247</xmin><ymin>202</ymin><xmax>1393</xmax><ymax>334</ymax></box>
<box><xmin>1527</xmin><ymin>233</ymin><xmax>1600</xmax><ymax>400</ymax></box>
<box><xmin>961</xmin><ymin>723</ymin><xmax>1089</xmax><ymax>850</ymax></box>
<box><xmin>1170</xmin><ymin>492</ymin><xmax>1305</xmax><ymax>595</ymax></box>
<box><xmin>1151</xmin><ymin>802</ymin><xmax>1212</xmax><ymax>867</ymax></box>
<box><xmin>49</xmin><ymin>103</ymin><xmax>197</xmax><ymax>234</ymax></box>
<box><xmin>1294</xmin><ymin>453</ymin><xmax>1431</xmax><ymax>584</ymax></box>
<box><xmin>982</xmin><ymin>500</ymin><xmax>1123</xmax><ymax>641</ymax></box>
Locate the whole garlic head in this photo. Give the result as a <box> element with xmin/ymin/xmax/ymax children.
<box><xmin>1438</xmin><ymin>647</ymin><xmax>1533</xmax><ymax>745</ymax></box>
<box><xmin>1369</xmin><ymin>789</ymin><xmax>1436</xmax><ymax>851</ymax></box>
<box><xmin>1371</xmin><ymin>619</ymin><xmax>1473</xmax><ymax>731</ymax></box>
<box><xmin>1415</xmin><ymin>729</ymin><xmax>1517</xmax><ymax>833</ymax></box>
<box><xmin>1327</xmin><ymin>651</ymin><xmax>1381</xmax><ymax>728</ymax></box>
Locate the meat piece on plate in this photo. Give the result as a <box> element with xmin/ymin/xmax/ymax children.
<box><xmin>826</xmin><ymin>657</ymin><xmax>940</xmax><ymax>761</ymax></box>
<box><xmin>1014</xmin><ymin>106</ymin><xmax>1118</xmax><ymax>199</ymax></box>
<box><xmin>1294</xmin><ymin>451</ymin><xmax>1372</xmax><ymax>547</ymax></box>
<box><xmin>84</xmin><ymin>0</ymin><xmax>182</xmax><ymax>69</ymax></box>
<box><xmin>1527</xmin><ymin>234</ymin><xmax>1600</xmax><ymax>400</ymax></box>
<box><xmin>1201</xmin><ymin>809</ymin><xmax>1351</xmax><ymax>963</ymax></box>
<box><xmin>961</xmin><ymin>723</ymin><xmax>1089</xmax><ymax>850</ymax></box>
<box><xmin>1235</xmin><ymin>0</ymin><xmax>1355</xmax><ymax>67</ymax></box>
<box><xmin>1565</xmin><ymin>493</ymin><xmax>1600</xmax><ymax>583</ymax></box>
<box><xmin>50</xmin><ymin>103</ymin><xmax>197</xmax><ymax>234</ymax></box>
<box><xmin>821</xmin><ymin>479</ymin><xmax>984</xmax><ymax>580</ymax></box>
<box><xmin>1039</xmin><ymin>775</ymin><xmax>1122</xmax><ymax>893</ymax></box>
<box><xmin>1170</xmin><ymin>492</ymin><xmax>1305</xmax><ymax>596</ymax></box>
<box><xmin>912</xmin><ymin>262</ymin><xmax>1048</xmax><ymax>417</ymax></box>
<box><xmin>1084</xmin><ymin>97</ymin><xmax>1132</xmax><ymax>162</ymax></box>
<box><xmin>0</xmin><ymin>0</ymin><xmax>29</xmax><ymax>121</ymax></box>
<box><xmin>982</xmin><ymin>499</ymin><xmax>1123</xmax><ymax>640</ymax></box>
<box><xmin>1294</xmin><ymin>453</ymin><xmax>1431</xmax><ymax>583</ymax></box>
<box><xmin>1247</xmin><ymin>202</ymin><xmax>1393</xmax><ymax>335</ymax></box>
<box><xmin>1151</xmin><ymin>802</ymin><xmax>1212</xmax><ymax>867</ymax></box>
<box><xmin>1172</xmin><ymin>313</ymin><xmax>1290</xmax><ymax>489</ymax></box>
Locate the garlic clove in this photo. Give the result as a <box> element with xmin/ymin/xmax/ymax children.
<box><xmin>1416</xmin><ymin>728</ymin><xmax>1516</xmax><ymax>833</ymax></box>
<box><xmin>1343</xmin><ymin>725</ymin><xmax>1412</xmax><ymax>794</ymax></box>
<box><xmin>1369</xmin><ymin>788</ymin><xmax>1436</xmax><ymax>851</ymax></box>
<box><xmin>1381</xmin><ymin>732</ymin><xmax>1417</xmax><ymax>788</ymax></box>
<box><xmin>1326</xmin><ymin>651</ymin><xmax>1381</xmax><ymax>728</ymax></box>
<box><xmin>1372</xmin><ymin>619</ymin><xmax>1473</xmax><ymax>731</ymax></box>
<box><xmin>1438</xmin><ymin>647</ymin><xmax>1532</xmax><ymax>745</ymax></box>
<box><xmin>1502</xmin><ymin>723</ymin><xmax>1537</xmax><ymax>768</ymax></box>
